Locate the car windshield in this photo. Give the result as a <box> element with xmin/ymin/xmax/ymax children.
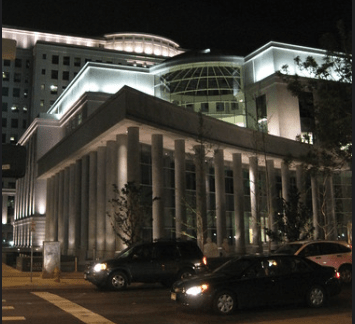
<box><xmin>274</xmin><ymin>243</ymin><xmax>302</xmax><ymax>255</ymax></box>
<box><xmin>115</xmin><ymin>246</ymin><xmax>133</xmax><ymax>258</ymax></box>
<box><xmin>214</xmin><ymin>258</ymin><xmax>254</xmax><ymax>277</ymax></box>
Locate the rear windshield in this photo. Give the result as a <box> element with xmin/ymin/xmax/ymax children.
<box><xmin>274</xmin><ymin>244</ymin><xmax>302</xmax><ymax>255</ymax></box>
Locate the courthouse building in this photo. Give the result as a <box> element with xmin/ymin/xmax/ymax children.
<box><xmin>2</xmin><ymin>27</ymin><xmax>351</xmax><ymax>261</ymax></box>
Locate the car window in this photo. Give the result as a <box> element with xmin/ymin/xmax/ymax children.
<box><xmin>337</xmin><ymin>244</ymin><xmax>352</xmax><ymax>253</ymax></box>
<box><xmin>298</xmin><ymin>243</ymin><xmax>321</xmax><ymax>257</ymax></box>
<box><xmin>132</xmin><ymin>245</ymin><xmax>153</xmax><ymax>260</ymax></box>
<box><xmin>216</xmin><ymin>258</ymin><xmax>252</xmax><ymax>276</ymax></box>
<box><xmin>244</xmin><ymin>259</ymin><xmax>279</xmax><ymax>278</ymax></box>
<box><xmin>275</xmin><ymin>244</ymin><xmax>302</xmax><ymax>255</ymax></box>
<box><xmin>280</xmin><ymin>257</ymin><xmax>312</xmax><ymax>274</ymax></box>
<box><xmin>154</xmin><ymin>244</ymin><xmax>178</xmax><ymax>260</ymax></box>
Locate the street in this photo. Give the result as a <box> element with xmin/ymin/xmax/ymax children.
<box><xmin>2</xmin><ymin>284</ymin><xmax>352</xmax><ymax>324</ymax></box>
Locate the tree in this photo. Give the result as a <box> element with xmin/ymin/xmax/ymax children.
<box><xmin>265</xmin><ymin>187</ymin><xmax>314</xmax><ymax>243</ymax></box>
<box><xmin>107</xmin><ymin>182</ymin><xmax>153</xmax><ymax>247</ymax></box>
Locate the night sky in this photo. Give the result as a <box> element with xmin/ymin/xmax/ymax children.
<box><xmin>2</xmin><ymin>0</ymin><xmax>352</xmax><ymax>56</ymax></box>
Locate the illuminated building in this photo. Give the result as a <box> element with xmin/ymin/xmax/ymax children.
<box><xmin>2</xmin><ymin>27</ymin><xmax>351</xmax><ymax>260</ymax></box>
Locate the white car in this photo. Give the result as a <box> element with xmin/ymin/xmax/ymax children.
<box><xmin>275</xmin><ymin>240</ymin><xmax>352</xmax><ymax>283</ymax></box>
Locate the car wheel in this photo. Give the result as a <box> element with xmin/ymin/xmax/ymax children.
<box><xmin>306</xmin><ymin>286</ymin><xmax>326</xmax><ymax>308</ymax></box>
<box><xmin>178</xmin><ymin>268</ymin><xmax>194</xmax><ymax>280</ymax></box>
<box><xmin>213</xmin><ymin>291</ymin><xmax>237</xmax><ymax>315</ymax></box>
<box><xmin>339</xmin><ymin>265</ymin><xmax>352</xmax><ymax>284</ymax></box>
<box><xmin>108</xmin><ymin>271</ymin><xmax>128</xmax><ymax>291</ymax></box>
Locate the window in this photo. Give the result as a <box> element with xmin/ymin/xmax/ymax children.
<box><xmin>51</xmin><ymin>70</ymin><xmax>58</xmax><ymax>79</ymax></box>
<box><xmin>201</xmin><ymin>103</ymin><xmax>209</xmax><ymax>112</ymax></box>
<box><xmin>9</xmin><ymin>135</ymin><xmax>18</xmax><ymax>143</ymax></box>
<box><xmin>3</xmin><ymin>59</ymin><xmax>11</xmax><ymax>66</ymax></box>
<box><xmin>14</xmin><ymin>73</ymin><xmax>21</xmax><ymax>82</ymax></box>
<box><xmin>23</xmin><ymin>106</ymin><xmax>28</xmax><ymax>113</ymax></box>
<box><xmin>216</xmin><ymin>102</ymin><xmax>224</xmax><ymax>112</ymax></box>
<box><xmin>74</xmin><ymin>57</ymin><xmax>81</xmax><ymax>67</ymax></box>
<box><xmin>50</xmin><ymin>85</ymin><xmax>58</xmax><ymax>95</ymax></box>
<box><xmin>24</xmin><ymin>89</ymin><xmax>28</xmax><ymax>98</ymax></box>
<box><xmin>11</xmin><ymin>119</ymin><xmax>18</xmax><ymax>128</ymax></box>
<box><xmin>23</xmin><ymin>120</ymin><xmax>27</xmax><ymax>129</ymax></box>
<box><xmin>52</xmin><ymin>55</ymin><xmax>59</xmax><ymax>64</ymax></box>
<box><xmin>40</xmin><ymin>100</ymin><xmax>44</xmax><ymax>107</ymax></box>
<box><xmin>231</xmin><ymin>102</ymin><xmax>238</xmax><ymax>110</ymax></box>
<box><xmin>63</xmin><ymin>56</ymin><xmax>70</xmax><ymax>65</ymax></box>
<box><xmin>26</xmin><ymin>60</ymin><xmax>30</xmax><ymax>68</ymax></box>
<box><xmin>13</xmin><ymin>88</ymin><xmax>20</xmax><ymax>97</ymax></box>
<box><xmin>41</xmin><ymin>69</ymin><xmax>46</xmax><ymax>75</ymax></box>
<box><xmin>2</xmin><ymin>87</ymin><xmax>9</xmax><ymax>96</ymax></box>
<box><xmin>41</xmin><ymin>84</ymin><xmax>45</xmax><ymax>90</ymax></box>
<box><xmin>62</xmin><ymin>71</ymin><xmax>69</xmax><ymax>80</ymax></box>
<box><xmin>256</xmin><ymin>94</ymin><xmax>267</xmax><ymax>132</ymax></box>
<box><xmin>11</xmin><ymin>105</ymin><xmax>19</xmax><ymax>112</ymax></box>
<box><xmin>2</xmin><ymin>134</ymin><xmax>6</xmax><ymax>143</ymax></box>
<box><xmin>2</xmin><ymin>102</ymin><xmax>8</xmax><ymax>112</ymax></box>
<box><xmin>3</xmin><ymin>72</ymin><xmax>10</xmax><ymax>81</ymax></box>
<box><xmin>2</xmin><ymin>118</ymin><xmax>7</xmax><ymax>127</ymax></box>
<box><xmin>42</xmin><ymin>54</ymin><xmax>47</xmax><ymax>59</ymax></box>
<box><xmin>15</xmin><ymin>59</ymin><xmax>22</xmax><ymax>68</ymax></box>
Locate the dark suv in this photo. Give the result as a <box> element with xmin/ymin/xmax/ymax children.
<box><xmin>84</xmin><ymin>240</ymin><xmax>208</xmax><ymax>290</ymax></box>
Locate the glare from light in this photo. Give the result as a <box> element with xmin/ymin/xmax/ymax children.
<box><xmin>186</xmin><ymin>284</ymin><xmax>209</xmax><ymax>295</ymax></box>
<box><xmin>94</xmin><ymin>263</ymin><xmax>107</xmax><ymax>272</ymax></box>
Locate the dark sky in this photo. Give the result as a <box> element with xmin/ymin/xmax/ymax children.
<box><xmin>2</xmin><ymin>0</ymin><xmax>352</xmax><ymax>55</ymax></box>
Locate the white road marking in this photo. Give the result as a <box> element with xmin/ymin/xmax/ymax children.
<box><xmin>32</xmin><ymin>292</ymin><xmax>116</xmax><ymax>324</ymax></box>
<box><xmin>2</xmin><ymin>316</ymin><xmax>26</xmax><ymax>321</ymax></box>
<box><xmin>2</xmin><ymin>306</ymin><xmax>15</xmax><ymax>310</ymax></box>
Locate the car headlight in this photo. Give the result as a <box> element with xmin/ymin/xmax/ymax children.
<box><xmin>186</xmin><ymin>284</ymin><xmax>209</xmax><ymax>296</ymax></box>
<box><xmin>93</xmin><ymin>263</ymin><xmax>107</xmax><ymax>272</ymax></box>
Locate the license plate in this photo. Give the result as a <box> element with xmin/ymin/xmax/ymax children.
<box><xmin>171</xmin><ymin>292</ymin><xmax>177</xmax><ymax>301</ymax></box>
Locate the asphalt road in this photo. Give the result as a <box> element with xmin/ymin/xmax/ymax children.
<box><xmin>2</xmin><ymin>284</ymin><xmax>352</xmax><ymax>324</ymax></box>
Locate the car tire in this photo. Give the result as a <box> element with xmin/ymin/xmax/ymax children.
<box><xmin>339</xmin><ymin>265</ymin><xmax>352</xmax><ymax>284</ymax></box>
<box><xmin>108</xmin><ymin>271</ymin><xmax>128</xmax><ymax>291</ymax></box>
<box><xmin>213</xmin><ymin>291</ymin><xmax>237</xmax><ymax>315</ymax></box>
<box><xmin>306</xmin><ymin>285</ymin><xmax>326</xmax><ymax>308</ymax></box>
<box><xmin>177</xmin><ymin>268</ymin><xmax>194</xmax><ymax>280</ymax></box>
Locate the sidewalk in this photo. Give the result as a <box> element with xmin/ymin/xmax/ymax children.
<box><xmin>2</xmin><ymin>263</ymin><xmax>93</xmax><ymax>289</ymax></box>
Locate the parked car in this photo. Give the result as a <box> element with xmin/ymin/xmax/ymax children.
<box><xmin>274</xmin><ymin>240</ymin><xmax>352</xmax><ymax>283</ymax></box>
<box><xmin>171</xmin><ymin>255</ymin><xmax>341</xmax><ymax>315</ymax></box>
<box><xmin>84</xmin><ymin>240</ymin><xmax>208</xmax><ymax>290</ymax></box>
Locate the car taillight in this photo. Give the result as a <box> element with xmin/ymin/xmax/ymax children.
<box><xmin>202</xmin><ymin>256</ymin><xmax>207</xmax><ymax>266</ymax></box>
<box><xmin>335</xmin><ymin>271</ymin><xmax>341</xmax><ymax>279</ymax></box>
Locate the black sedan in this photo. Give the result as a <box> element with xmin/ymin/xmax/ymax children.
<box><xmin>171</xmin><ymin>254</ymin><xmax>341</xmax><ymax>315</ymax></box>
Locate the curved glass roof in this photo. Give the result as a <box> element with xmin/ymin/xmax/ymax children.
<box><xmin>160</xmin><ymin>65</ymin><xmax>241</xmax><ymax>96</ymax></box>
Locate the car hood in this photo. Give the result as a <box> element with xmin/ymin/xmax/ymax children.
<box><xmin>173</xmin><ymin>271</ymin><xmax>230</xmax><ymax>288</ymax></box>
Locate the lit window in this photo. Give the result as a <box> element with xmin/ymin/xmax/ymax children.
<box><xmin>50</xmin><ymin>85</ymin><xmax>58</xmax><ymax>94</ymax></box>
<box><xmin>24</xmin><ymin>89</ymin><xmax>28</xmax><ymax>98</ymax></box>
<box><xmin>23</xmin><ymin>106</ymin><xmax>27</xmax><ymax>113</ymax></box>
<box><xmin>40</xmin><ymin>100</ymin><xmax>44</xmax><ymax>107</ymax></box>
<box><xmin>41</xmin><ymin>84</ymin><xmax>45</xmax><ymax>90</ymax></box>
<box><xmin>11</xmin><ymin>105</ymin><xmax>19</xmax><ymax>112</ymax></box>
<box><xmin>3</xmin><ymin>72</ymin><xmax>10</xmax><ymax>81</ymax></box>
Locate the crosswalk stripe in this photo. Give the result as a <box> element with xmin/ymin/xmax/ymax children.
<box><xmin>32</xmin><ymin>292</ymin><xmax>116</xmax><ymax>324</ymax></box>
<box><xmin>2</xmin><ymin>316</ymin><xmax>26</xmax><ymax>321</ymax></box>
<box><xmin>2</xmin><ymin>306</ymin><xmax>15</xmax><ymax>310</ymax></box>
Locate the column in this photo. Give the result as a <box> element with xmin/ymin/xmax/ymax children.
<box><xmin>266</xmin><ymin>159</ymin><xmax>278</xmax><ymax>251</ymax></box>
<box><xmin>57</xmin><ymin>171</ymin><xmax>64</xmax><ymax>251</ymax></box>
<box><xmin>214</xmin><ymin>149</ymin><xmax>226</xmax><ymax>249</ymax></box>
<box><xmin>174</xmin><ymin>139</ymin><xmax>186</xmax><ymax>239</ymax></box>
<box><xmin>152</xmin><ymin>134</ymin><xmax>164</xmax><ymax>240</ymax></box>
<box><xmin>68</xmin><ymin>164</ymin><xmax>76</xmax><ymax>255</ymax></box>
<box><xmin>249</xmin><ymin>156</ymin><xmax>262</xmax><ymax>253</ymax></box>
<box><xmin>281</xmin><ymin>162</ymin><xmax>290</xmax><ymax>202</ymax></box>
<box><xmin>80</xmin><ymin>155</ymin><xmax>89</xmax><ymax>259</ymax></box>
<box><xmin>105</xmin><ymin>141</ymin><xmax>117</xmax><ymax>257</ymax></box>
<box><xmin>311</xmin><ymin>174</ymin><xmax>321</xmax><ymax>239</ymax></box>
<box><xmin>88</xmin><ymin>151</ymin><xmax>97</xmax><ymax>259</ymax></box>
<box><xmin>45</xmin><ymin>177</ymin><xmax>54</xmax><ymax>241</ymax></box>
<box><xmin>325</xmin><ymin>174</ymin><xmax>337</xmax><ymax>240</ymax></box>
<box><xmin>296</xmin><ymin>164</ymin><xmax>306</xmax><ymax>203</ymax></box>
<box><xmin>96</xmin><ymin>146</ymin><xmax>106</xmax><ymax>259</ymax></box>
<box><xmin>52</xmin><ymin>173</ymin><xmax>59</xmax><ymax>241</ymax></box>
<box><xmin>127</xmin><ymin>127</ymin><xmax>140</xmax><ymax>185</ymax></box>
<box><xmin>2</xmin><ymin>195</ymin><xmax>8</xmax><ymax>224</ymax></box>
<box><xmin>233</xmin><ymin>153</ymin><xmax>245</xmax><ymax>254</ymax></box>
<box><xmin>116</xmin><ymin>135</ymin><xmax>128</xmax><ymax>251</ymax></box>
<box><xmin>62</xmin><ymin>167</ymin><xmax>70</xmax><ymax>255</ymax></box>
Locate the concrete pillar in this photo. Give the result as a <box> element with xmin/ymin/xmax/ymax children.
<box><xmin>325</xmin><ymin>174</ymin><xmax>337</xmax><ymax>240</ymax></box>
<box><xmin>281</xmin><ymin>162</ymin><xmax>290</xmax><ymax>202</ymax></box>
<box><xmin>152</xmin><ymin>134</ymin><xmax>164</xmax><ymax>240</ymax></box>
<box><xmin>127</xmin><ymin>127</ymin><xmax>140</xmax><ymax>185</ymax></box>
<box><xmin>45</xmin><ymin>177</ymin><xmax>54</xmax><ymax>241</ymax></box>
<box><xmin>249</xmin><ymin>156</ymin><xmax>262</xmax><ymax>253</ymax></box>
<box><xmin>62</xmin><ymin>167</ymin><xmax>70</xmax><ymax>255</ymax></box>
<box><xmin>68</xmin><ymin>164</ymin><xmax>76</xmax><ymax>255</ymax></box>
<box><xmin>52</xmin><ymin>173</ymin><xmax>60</xmax><ymax>241</ymax></box>
<box><xmin>233</xmin><ymin>153</ymin><xmax>245</xmax><ymax>254</ymax></box>
<box><xmin>57</xmin><ymin>171</ymin><xmax>65</xmax><ymax>251</ymax></box>
<box><xmin>194</xmin><ymin>145</ymin><xmax>207</xmax><ymax>251</ymax></box>
<box><xmin>214</xmin><ymin>149</ymin><xmax>226</xmax><ymax>249</ymax></box>
<box><xmin>266</xmin><ymin>160</ymin><xmax>278</xmax><ymax>251</ymax></box>
<box><xmin>2</xmin><ymin>195</ymin><xmax>8</xmax><ymax>224</ymax></box>
<box><xmin>88</xmin><ymin>151</ymin><xmax>97</xmax><ymax>259</ymax></box>
<box><xmin>105</xmin><ymin>141</ymin><xmax>118</xmax><ymax>257</ymax></box>
<box><xmin>311</xmin><ymin>174</ymin><xmax>321</xmax><ymax>239</ymax></box>
<box><xmin>116</xmin><ymin>135</ymin><xmax>128</xmax><ymax>251</ymax></box>
<box><xmin>296</xmin><ymin>164</ymin><xmax>306</xmax><ymax>203</ymax></box>
<box><xmin>96</xmin><ymin>147</ymin><xmax>106</xmax><ymax>259</ymax></box>
<box><xmin>80</xmin><ymin>155</ymin><xmax>89</xmax><ymax>259</ymax></box>
<box><xmin>174</xmin><ymin>139</ymin><xmax>186</xmax><ymax>239</ymax></box>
